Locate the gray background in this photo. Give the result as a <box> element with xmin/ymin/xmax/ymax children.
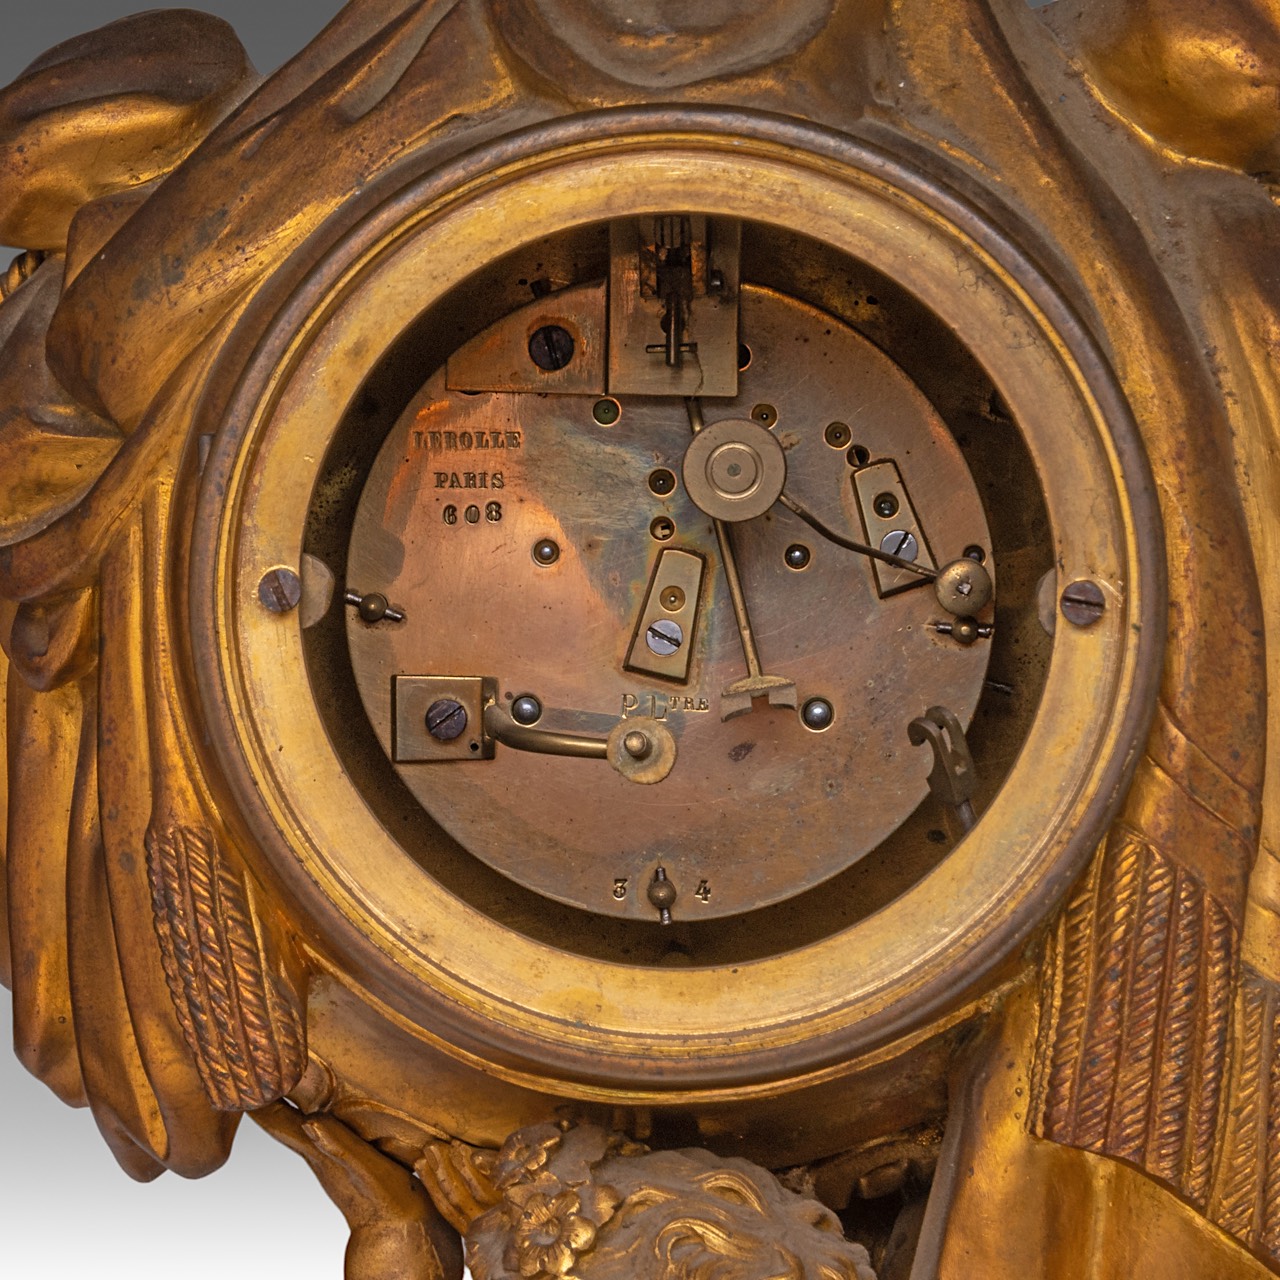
<box><xmin>2</xmin><ymin>12</ymin><xmax>357</xmax><ymax>1277</ymax></box>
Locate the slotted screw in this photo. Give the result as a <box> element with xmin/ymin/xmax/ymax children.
<box><xmin>258</xmin><ymin>568</ymin><xmax>302</xmax><ymax>613</ymax></box>
<box><xmin>1061</xmin><ymin>580</ymin><xmax>1106</xmax><ymax>627</ymax></box>
<box><xmin>528</xmin><ymin>325</ymin><xmax>575</xmax><ymax>371</ymax></box>
<box><xmin>426</xmin><ymin>699</ymin><xmax>468</xmax><ymax>742</ymax></box>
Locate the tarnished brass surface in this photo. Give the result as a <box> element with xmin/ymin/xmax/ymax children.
<box><xmin>346</xmin><ymin>283</ymin><xmax>995</xmax><ymax>920</ymax></box>
<box><xmin>607</xmin><ymin>216</ymin><xmax>741</xmax><ymax>398</ymax></box>
<box><xmin>2</xmin><ymin>2</ymin><xmax>1278</xmax><ymax>1278</ymax></box>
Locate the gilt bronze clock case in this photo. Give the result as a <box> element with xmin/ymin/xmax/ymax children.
<box><xmin>22</xmin><ymin>3</ymin><xmax>1280</xmax><ymax>1275</ymax></box>
<box><xmin>185</xmin><ymin>106</ymin><xmax>1162</xmax><ymax>1141</ymax></box>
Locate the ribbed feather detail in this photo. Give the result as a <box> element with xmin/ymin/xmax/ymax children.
<box><xmin>145</xmin><ymin>825</ymin><xmax>305</xmax><ymax>1111</ymax></box>
<box><xmin>1105</xmin><ymin>849</ymin><xmax>1175</xmax><ymax>1161</ymax></box>
<box><xmin>1027</xmin><ymin>910</ymin><xmax>1062</xmax><ymax>1136</ymax></box>
<box><xmin>1145</xmin><ymin>869</ymin><xmax>1200</xmax><ymax>1185</ymax></box>
<box><xmin>1210</xmin><ymin>969</ymin><xmax>1279</xmax><ymax>1254</ymax></box>
<box><xmin>1071</xmin><ymin>834</ymin><xmax>1145</xmax><ymax>1149</ymax></box>
<box><xmin>1187</xmin><ymin>896</ymin><xmax>1235</xmax><ymax>1205</ymax></box>
<box><xmin>1035</xmin><ymin>831</ymin><xmax>1239</xmax><ymax>1217</ymax></box>
<box><xmin>1263</xmin><ymin>1010</ymin><xmax>1280</xmax><ymax>1258</ymax></box>
<box><xmin>1035</xmin><ymin>851</ymin><xmax>1101</xmax><ymax>1136</ymax></box>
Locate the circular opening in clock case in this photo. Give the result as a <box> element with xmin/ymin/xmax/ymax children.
<box><xmin>189</xmin><ymin>109</ymin><xmax>1163</xmax><ymax>1089</ymax></box>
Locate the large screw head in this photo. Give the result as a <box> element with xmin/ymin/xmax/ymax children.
<box><xmin>425</xmin><ymin>699</ymin><xmax>468</xmax><ymax>742</ymax></box>
<box><xmin>646</xmin><ymin>618</ymin><xmax>684</xmax><ymax>657</ymax></box>
<box><xmin>258</xmin><ymin>567</ymin><xmax>302</xmax><ymax>613</ymax></box>
<box><xmin>880</xmin><ymin>530</ymin><xmax>919</xmax><ymax>563</ymax></box>
<box><xmin>1061</xmin><ymin>579</ymin><xmax>1106</xmax><ymax>627</ymax></box>
<box><xmin>528</xmin><ymin>324</ymin><xmax>575</xmax><ymax>371</ymax></box>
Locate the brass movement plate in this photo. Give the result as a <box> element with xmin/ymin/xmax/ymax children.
<box><xmin>346</xmin><ymin>285</ymin><xmax>993</xmax><ymax>920</ymax></box>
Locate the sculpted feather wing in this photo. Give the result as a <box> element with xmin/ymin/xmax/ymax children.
<box><xmin>0</xmin><ymin>8</ymin><xmax>304</xmax><ymax>1176</ymax></box>
<box><xmin>146</xmin><ymin>823</ymin><xmax>306</xmax><ymax>1112</ymax></box>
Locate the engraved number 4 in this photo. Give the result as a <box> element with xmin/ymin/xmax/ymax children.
<box><xmin>696</xmin><ymin>880</ymin><xmax>711</xmax><ymax>903</ymax></box>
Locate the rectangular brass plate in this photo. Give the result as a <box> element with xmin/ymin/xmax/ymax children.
<box><xmin>852</xmin><ymin>459</ymin><xmax>937</xmax><ymax>597</ymax></box>
<box><xmin>445</xmin><ymin>281</ymin><xmax>607</xmax><ymax>395</ymax></box>
<box><xmin>392</xmin><ymin>675</ymin><xmax>497</xmax><ymax>762</ymax></box>
<box><xmin>624</xmin><ymin>549</ymin><xmax>706</xmax><ymax>683</ymax></box>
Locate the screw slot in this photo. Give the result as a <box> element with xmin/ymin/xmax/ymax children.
<box><xmin>426</xmin><ymin>699</ymin><xmax>468</xmax><ymax>742</ymax></box>
<box><xmin>1061</xmin><ymin>579</ymin><xmax>1106</xmax><ymax>627</ymax></box>
<box><xmin>646</xmin><ymin>618</ymin><xmax>684</xmax><ymax>657</ymax></box>
<box><xmin>880</xmin><ymin>530</ymin><xmax>919</xmax><ymax>563</ymax></box>
<box><xmin>258</xmin><ymin>568</ymin><xmax>302</xmax><ymax>614</ymax></box>
<box><xmin>737</xmin><ymin>343</ymin><xmax>753</xmax><ymax>371</ymax></box>
<box><xmin>848</xmin><ymin>444</ymin><xmax>871</xmax><ymax>468</ymax></box>
<box><xmin>528</xmin><ymin>324</ymin><xmax>575</xmax><ymax>371</ymax></box>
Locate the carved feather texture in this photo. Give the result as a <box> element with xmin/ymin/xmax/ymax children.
<box><xmin>1263</xmin><ymin>1009</ymin><xmax>1280</xmax><ymax>1258</ymax></box>
<box><xmin>1189</xmin><ymin>897</ymin><xmax>1236</xmax><ymax>1205</ymax></box>
<box><xmin>145</xmin><ymin>825</ymin><xmax>305</xmax><ymax>1111</ymax></box>
<box><xmin>1070</xmin><ymin>834</ymin><xmax>1145</xmax><ymax>1149</ymax></box>
<box><xmin>1210</xmin><ymin>969</ymin><xmax>1279</xmax><ymax>1252</ymax></box>
<box><xmin>1105</xmin><ymin>849</ymin><xmax>1175</xmax><ymax>1161</ymax></box>
<box><xmin>1145</xmin><ymin>870</ymin><xmax>1201</xmax><ymax>1185</ymax></box>
<box><xmin>1036</xmin><ymin>830</ymin><xmax>1239</xmax><ymax>1218</ymax></box>
<box><xmin>1035</xmin><ymin>852</ymin><xmax>1101</xmax><ymax>1136</ymax></box>
<box><xmin>1043</xmin><ymin>864</ymin><xmax>1280</xmax><ymax>1264</ymax></box>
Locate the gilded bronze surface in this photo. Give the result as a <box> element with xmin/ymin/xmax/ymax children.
<box><xmin>1</xmin><ymin>2</ymin><xmax>1278</xmax><ymax>1277</ymax></box>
